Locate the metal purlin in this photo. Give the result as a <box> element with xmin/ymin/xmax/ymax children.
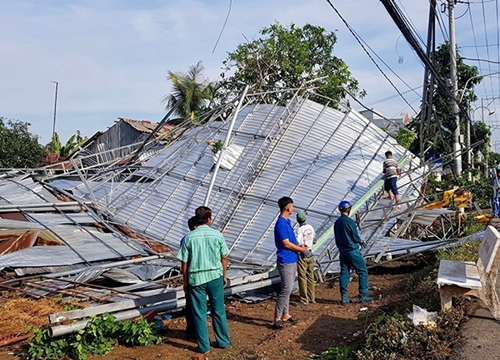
<box><xmin>76</xmin><ymin>107</ymin><xmax>228</xmax><ymax>213</ymax></box>
<box><xmin>220</xmin><ymin>97</ymin><xmax>305</xmax><ymax>257</ymax></box>
<box><xmin>315</xmin><ymin>154</ymin><xmax>416</xmax><ymax>274</ymax></box>
<box><xmin>152</xmin><ymin>98</ymin><xmax>261</xmax><ymax>240</ymax></box>
<box><xmin>39</xmin><ymin>140</ymin><xmax>150</xmax><ymax>184</ymax></box>
<box><xmin>301</xmin><ymin>113</ymin><xmax>380</xmax><ymax>250</ymax></box>
<box><xmin>20</xmin><ymin>211</ymin><xmax>92</xmax><ymax>267</ymax></box>
<box><xmin>242</xmin><ymin>98</ymin><xmax>335</xmax><ymax>263</ymax></box>
<box><xmin>321</xmin><ymin>125</ymin><xmax>394</xmax><ymax>241</ymax></box>
<box><xmin>311</xmin><ymin>153</ymin><xmax>413</xmax><ymax>269</ymax></box>
<box><xmin>204</xmin><ymin>85</ymin><xmax>251</xmax><ymax>206</ymax></box>
<box><xmin>101</xmin><ymin>105</ymin><xmax>236</xmax><ymax>217</ymax></box>
<box><xmin>360</xmin><ymin>155</ymin><xmax>419</xmax><ymax>242</ymax></box>
<box><xmin>122</xmin><ymin>104</ymin><xmax>252</xmax><ymax>237</ymax></box>
<box><xmin>207</xmin><ymin>103</ymin><xmax>285</xmax><ymax>230</ymax></box>
<box><xmin>212</xmin><ymin>102</ymin><xmax>287</xmax><ymax>231</ymax></box>
<box><xmin>78</xmin><ymin>107</ymin><xmax>221</xmax><ymax>187</ymax></box>
<box><xmin>215</xmin><ymin>96</ymin><xmax>302</xmax><ymax>235</ymax></box>
<box><xmin>102</xmin><ymin>120</ymin><xmax>226</xmax><ymax>218</ymax></box>
<box><xmin>42</xmin><ymin>183</ymin><xmax>154</xmax><ymax>255</ymax></box>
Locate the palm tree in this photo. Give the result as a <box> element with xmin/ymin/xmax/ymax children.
<box><xmin>162</xmin><ymin>61</ymin><xmax>215</xmax><ymax>124</ymax></box>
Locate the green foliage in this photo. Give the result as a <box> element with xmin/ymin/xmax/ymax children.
<box><xmin>461</xmin><ymin>216</ymin><xmax>488</xmax><ymax>236</ymax></box>
<box><xmin>357</xmin><ymin>313</ymin><xmax>411</xmax><ymax>359</ymax></box>
<box><xmin>211</xmin><ymin>139</ymin><xmax>224</xmax><ymax>154</ymax></box>
<box><xmin>221</xmin><ymin>22</ymin><xmax>365</xmax><ymax>107</ymax></box>
<box><xmin>315</xmin><ymin>345</ymin><xmax>359</xmax><ymax>360</ymax></box>
<box><xmin>408</xmin><ymin>41</ymin><xmax>489</xmax><ymax>165</ymax></box>
<box><xmin>436</xmin><ymin>239</ymin><xmax>481</xmax><ymax>263</ymax></box>
<box><xmin>470</xmin><ymin>120</ymin><xmax>491</xmax><ymax>160</ymax></box>
<box><xmin>0</xmin><ymin>117</ymin><xmax>45</xmax><ymax>169</ymax></box>
<box><xmin>489</xmin><ymin>151</ymin><xmax>500</xmax><ymax>168</ymax></box>
<box><xmin>119</xmin><ymin>316</ymin><xmax>164</xmax><ymax>347</ymax></box>
<box><xmin>45</xmin><ymin>131</ymin><xmax>87</xmax><ymax>158</ymax></box>
<box><xmin>27</xmin><ymin>313</ymin><xmax>164</xmax><ymax>360</ymax></box>
<box><xmin>63</xmin><ymin>302</ymin><xmax>82</xmax><ymax>312</ymax></box>
<box><xmin>163</xmin><ymin>61</ymin><xmax>215</xmax><ymax>123</ymax></box>
<box><xmin>27</xmin><ymin>327</ymin><xmax>69</xmax><ymax>360</ymax></box>
<box><xmin>395</xmin><ymin>128</ymin><xmax>417</xmax><ymax>149</ymax></box>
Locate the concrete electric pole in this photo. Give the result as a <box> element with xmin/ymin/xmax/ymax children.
<box><xmin>449</xmin><ymin>0</ymin><xmax>462</xmax><ymax>176</ymax></box>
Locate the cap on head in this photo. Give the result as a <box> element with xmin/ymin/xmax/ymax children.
<box><xmin>296</xmin><ymin>211</ymin><xmax>307</xmax><ymax>223</ymax></box>
<box><xmin>497</xmin><ymin>168</ymin><xmax>500</xmax><ymax>172</ymax></box>
<box><xmin>338</xmin><ymin>200</ymin><xmax>352</xmax><ymax>211</ymax></box>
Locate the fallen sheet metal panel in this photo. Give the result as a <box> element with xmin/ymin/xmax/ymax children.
<box><xmin>410</xmin><ymin>208</ymin><xmax>455</xmax><ymax>226</ymax></box>
<box><xmin>0</xmin><ymin>225</ymin><xmax>148</xmax><ymax>270</ymax></box>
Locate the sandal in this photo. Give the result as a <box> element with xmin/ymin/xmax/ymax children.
<box><xmin>274</xmin><ymin>320</ymin><xmax>285</xmax><ymax>329</ymax></box>
<box><xmin>283</xmin><ymin>316</ymin><xmax>299</xmax><ymax>325</ymax></box>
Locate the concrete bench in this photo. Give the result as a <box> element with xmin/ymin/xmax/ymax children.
<box><xmin>437</xmin><ymin>225</ymin><xmax>500</xmax><ymax>320</ymax></box>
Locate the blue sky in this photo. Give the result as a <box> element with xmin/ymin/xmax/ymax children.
<box><xmin>1</xmin><ymin>0</ymin><xmax>499</xmax><ymax>150</ymax></box>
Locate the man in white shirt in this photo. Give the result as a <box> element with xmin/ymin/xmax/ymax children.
<box><xmin>295</xmin><ymin>211</ymin><xmax>316</xmax><ymax>305</ymax></box>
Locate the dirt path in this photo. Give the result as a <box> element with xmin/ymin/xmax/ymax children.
<box><xmin>450</xmin><ymin>299</ymin><xmax>500</xmax><ymax>360</ymax></box>
<box><xmin>0</xmin><ymin>264</ymin><xmax>413</xmax><ymax>360</ymax></box>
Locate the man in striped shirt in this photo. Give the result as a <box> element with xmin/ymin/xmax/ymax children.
<box><xmin>383</xmin><ymin>151</ymin><xmax>401</xmax><ymax>204</ymax></box>
<box><xmin>177</xmin><ymin>206</ymin><xmax>230</xmax><ymax>355</ymax></box>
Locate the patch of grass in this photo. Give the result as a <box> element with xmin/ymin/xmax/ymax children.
<box><xmin>311</xmin><ymin>345</ymin><xmax>359</xmax><ymax>360</ymax></box>
<box><xmin>462</xmin><ymin>217</ymin><xmax>487</xmax><ymax>237</ymax></box>
<box><xmin>436</xmin><ymin>239</ymin><xmax>481</xmax><ymax>263</ymax></box>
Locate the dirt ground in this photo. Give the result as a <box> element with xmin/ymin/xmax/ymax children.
<box><xmin>0</xmin><ymin>259</ymin><xmax>422</xmax><ymax>360</ymax></box>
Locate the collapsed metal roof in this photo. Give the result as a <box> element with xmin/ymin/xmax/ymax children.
<box><xmin>0</xmin><ymin>90</ymin><xmax>468</xmax><ymax>338</ymax></box>
<box><xmin>48</xmin><ymin>94</ymin><xmax>427</xmax><ymax>270</ymax></box>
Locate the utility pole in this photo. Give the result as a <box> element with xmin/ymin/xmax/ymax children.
<box><xmin>449</xmin><ymin>0</ymin><xmax>462</xmax><ymax>176</ymax></box>
<box><xmin>467</xmin><ymin>101</ymin><xmax>471</xmax><ymax>181</ymax></box>
<box><xmin>51</xmin><ymin>81</ymin><xmax>59</xmax><ymax>139</ymax></box>
<box><xmin>419</xmin><ymin>0</ymin><xmax>436</xmax><ymax>165</ymax></box>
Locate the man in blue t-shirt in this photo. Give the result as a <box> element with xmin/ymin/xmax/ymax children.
<box><xmin>273</xmin><ymin>197</ymin><xmax>308</xmax><ymax>329</ymax></box>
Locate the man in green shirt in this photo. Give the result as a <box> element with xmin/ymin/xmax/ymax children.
<box><xmin>333</xmin><ymin>200</ymin><xmax>371</xmax><ymax>304</ymax></box>
<box><xmin>177</xmin><ymin>206</ymin><xmax>231</xmax><ymax>355</ymax></box>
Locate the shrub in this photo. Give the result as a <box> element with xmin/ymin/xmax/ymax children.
<box><xmin>27</xmin><ymin>313</ymin><xmax>164</xmax><ymax>360</ymax></box>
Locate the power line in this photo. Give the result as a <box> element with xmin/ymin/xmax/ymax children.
<box><xmin>212</xmin><ymin>0</ymin><xmax>232</xmax><ymax>54</ymax></box>
<box><xmin>324</xmin><ymin>0</ymin><xmax>419</xmax><ymax>114</ymax></box>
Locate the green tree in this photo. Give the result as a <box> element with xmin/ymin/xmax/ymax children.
<box><xmin>162</xmin><ymin>61</ymin><xmax>215</xmax><ymax>124</ymax></box>
<box><xmin>488</xmin><ymin>151</ymin><xmax>500</xmax><ymax>169</ymax></box>
<box><xmin>409</xmin><ymin>42</ymin><xmax>487</xmax><ymax>167</ymax></box>
<box><xmin>0</xmin><ymin>118</ymin><xmax>45</xmax><ymax>169</ymax></box>
<box><xmin>45</xmin><ymin>131</ymin><xmax>87</xmax><ymax>158</ymax></box>
<box><xmin>220</xmin><ymin>22</ymin><xmax>365</xmax><ymax>107</ymax></box>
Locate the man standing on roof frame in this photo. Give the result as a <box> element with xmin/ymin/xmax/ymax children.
<box><xmin>273</xmin><ymin>196</ymin><xmax>311</xmax><ymax>329</ymax></box>
<box><xmin>177</xmin><ymin>206</ymin><xmax>231</xmax><ymax>355</ymax></box>
<box><xmin>383</xmin><ymin>150</ymin><xmax>401</xmax><ymax>205</ymax></box>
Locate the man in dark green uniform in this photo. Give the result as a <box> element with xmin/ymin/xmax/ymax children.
<box><xmin>333</xmin><ymin>200</ymin><xmax>371</xmax><ymax>304</ymax></box>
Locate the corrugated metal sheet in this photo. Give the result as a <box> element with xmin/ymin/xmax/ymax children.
<box><xmin>55</xmin><ymin>97</ymin><xmax>425</xmax><ymax>268</ymax></box>
<box><xmin>0</xmin><ymin>225</ymin><xmax>147</xmax><ymax>269</ymax></box>
<box><xmin>0</xmin><ymin>176</ymin><xmax>60</xmax><ymax>205</ymax></box>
